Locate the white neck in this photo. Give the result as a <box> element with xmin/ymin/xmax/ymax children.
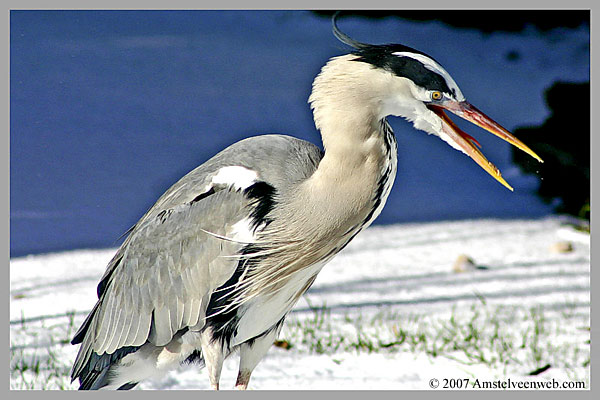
<box><xmin>308</xmin><ymin>55</ymin><xmax>397</xmax><ymax>185</ymax></box>
<box><xmin>237</xmin><ymin>55</ymin><xmax>400</xmax><ymax>303</ymax></box>
<box><xmin>292</xmin><ymin>54</ymin><xmax>399</xmax><ymax>234</ymax></box>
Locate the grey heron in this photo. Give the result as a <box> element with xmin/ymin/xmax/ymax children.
<box><xmin>70</xmin><ymin>14</ymin><xmax>542</xmax><ymax>390</ymax></box>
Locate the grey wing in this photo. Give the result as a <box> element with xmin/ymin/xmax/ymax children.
<box><xmin>70</xmin><ymin>134</ymin><xmax>323</xmax><ymax>380</ymax></box>
<box><xmin>71</xmin><ymin>182</ymin><xmax>255</xmax><ymax>379</ymax></box>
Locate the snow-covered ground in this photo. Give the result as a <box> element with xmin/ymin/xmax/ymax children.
<box><xmin>10</xmin><ymin>217</ymin><xmax>590</xmax><ymax>390</ymax></box>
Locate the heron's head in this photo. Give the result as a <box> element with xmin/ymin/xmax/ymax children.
<box><xmin>332</xmin><ymin>14</ymin><xmax>542</xmax><ymax>191</ymax></box>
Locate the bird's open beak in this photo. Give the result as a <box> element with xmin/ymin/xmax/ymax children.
<box><xmin>428</xmin><ymin>101</ymin><xmax>543</xmax><ymax>191</ymax></box>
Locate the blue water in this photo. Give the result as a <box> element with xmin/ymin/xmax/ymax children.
<box><xmin>12</xmin><ymin>10</ymin><xmax>586</xmax><ymax>257</ymax></box>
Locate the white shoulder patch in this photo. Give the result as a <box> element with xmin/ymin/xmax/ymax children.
<box><xmin>210</xmin><ymin>166</ymin><xmax>258</xmax><ymax>191</ymax></box>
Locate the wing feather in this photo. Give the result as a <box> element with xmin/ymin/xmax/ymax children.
<box><xmin>174</xmin><ymin>297</ymin><xmax>185</xmax><ymax>334</ymax></box>
<box><xmin>115</xmin><ymin>285</ymin><xmax>139</xmax><ymax>350</ymax></box>
<box><xmin>187</xmin><ymin>297</ymin><xmax>203</xmax><ymax>330</ymax></box>
<box><xmin>150</xmin><ymin>306</ymin><xmax>172</xmax><ymax>346</ymax></box>
<box><xmin>79</xmin><ymin>187</ymin><xmax>251</xmax><ymax>360</ymax></box>
<box><xmin>132</xmin><ymin>312</ymin><xmax>152</xmax><ymax>347</ymax></box>
<box><xmin>94</xmin><ymin>293</ymin><xmax>117</xmax><ymax>352</ymax></box>
<box><xmin>119</xmin><ymin>305</ymin><xmax>137</xmax><ymax>348</ymax></box>
<box><xmin>105</xmin><ymin>306</ymin><xmax>126</xmax><ymax>354</ymax></box>
<box><xmin>181</xmin><ymin>299</ymin><xmax>192</xmax><ymax>328</ymax></box>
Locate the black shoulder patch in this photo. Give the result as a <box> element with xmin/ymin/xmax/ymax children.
<box><xmin>244</xmin><ymin>181</ymin><xmax>277</xmax><ymax>231</ymax></box>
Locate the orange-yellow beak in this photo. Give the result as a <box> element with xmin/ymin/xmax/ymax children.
<box><xmin>428</xmin><ymin>101</ymin><xmax>543</xmax><ymax>191</ymax></box>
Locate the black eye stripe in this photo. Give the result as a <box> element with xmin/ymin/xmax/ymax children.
<box><xmin>351</xmin><ymin>45</ymin><xmax>453</xmax><ymax>95</ymax></box>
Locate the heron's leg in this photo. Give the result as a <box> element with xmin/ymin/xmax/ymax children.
<box><xmin>200</xmin><ymin>329</ymin><xmax>225</xmax><ymax>390</ymax></box>
<box><xmin>235</xmin><ymin>327</ymin><xmax>279</xmax><ymax>390</ymax></box>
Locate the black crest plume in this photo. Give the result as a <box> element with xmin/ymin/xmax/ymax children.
<box><xmin>330</xmin><ymin>12</ymin><xmax>453</xmax><ymax>96</ymax></box>
<box><xmin>331</xmin><ymin>12</ymin><xmax>424</xmax><ymax>56</ymax></box>
<box><xmin>331</xmin><ymin>11</ymin><xmax>371</xmax><ymax>50</ymax></box>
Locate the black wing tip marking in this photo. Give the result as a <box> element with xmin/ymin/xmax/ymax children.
<box><xmin>75</xmin><ymin>346</ymin><xmax>140</xmax><ymax>390</ymax></box>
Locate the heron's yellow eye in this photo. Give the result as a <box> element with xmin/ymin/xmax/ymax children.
<box><xmin>431</xmin><ymin>91</ymin><xmax>443</xmax><ymax>101</ymax></box>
